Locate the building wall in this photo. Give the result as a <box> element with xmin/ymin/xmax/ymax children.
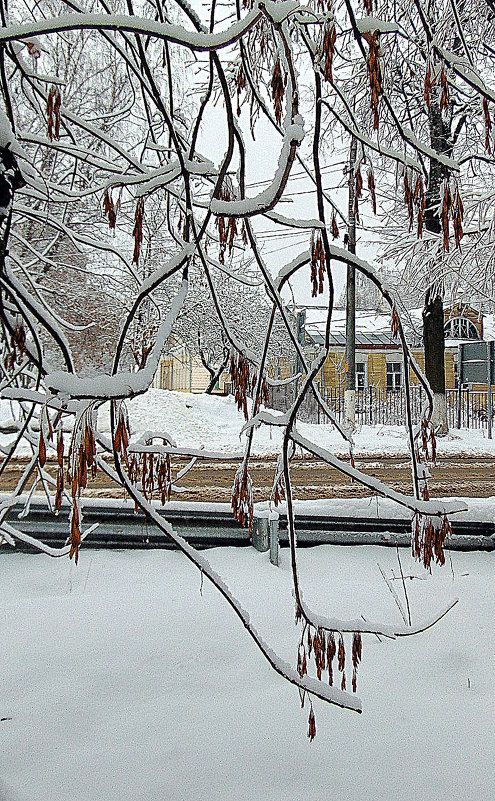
<box><xmin>320</xmin><ymin>347</ymin><xmax>457</xmax><ymax>390</ymax></box>
<box><xmin>409</xmin><ymin>351</ymin><xmax>424</xmax><ymax>386</ymax></box>
<box><xmin>445</xmin><ymin>351</ymin><xmax>455</xmax><ymax>389</ymax></box>
<box><xmin>367</xmin><ymin>352</ymin><xmax>387</xmax><ymax>388</ymax></box>
<box><xmin>322</xmin><ymin>350</ymin><xmax>345</xmax><ymax>390</ymax></box>
<box><xmin>268</xmin><ymin>355</ymin><xmax>293</xmax><ymax>382</ymax></box>
<box><xmin>154</xmin><ymin>347</ymin><xmax>211</xmax><ymax>392</ymax></box>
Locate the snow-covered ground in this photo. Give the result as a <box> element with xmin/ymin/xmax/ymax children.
<box><xmin>97</xmin><ymin>389</ymin><xmax>495</xmax><ymax>456</ymax></box>
<box><xmin>0</xmin><ymin>545</ymin><xmax>493</xmax><ymax>801</ymax></box>
<box><xmin>3</xmin><ymin>389</ymin><xmax>494</xmax><ymax>458</ymax></box>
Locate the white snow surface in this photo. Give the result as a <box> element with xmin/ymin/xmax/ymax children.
<box><xmin>113</xmin><ymin>389</ymin><xmax>495</xmax><ymax>457</ymax></box>
<box><xmin>0</xmin><ymin>545</ymin><xmax>493</xmax><ymax>801</ymax></box>
<box><xmin>4</xmin><ymin>388</ymin><xmax>495</xmax><ymax>458</ymax></box>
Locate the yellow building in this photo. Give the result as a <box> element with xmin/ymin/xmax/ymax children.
<box><xmin>303</xmin><ymin>305</ymin><xmax>483</xmax><ymax>393</ymax></box>
<box><xmin>153</xmin><ymin>343</ymin><xmax>229</xmax><ymax>393</ymax></box>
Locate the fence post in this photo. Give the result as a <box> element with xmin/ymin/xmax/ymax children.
<box><xmin>466</xmin><ymin>386</ymin><xmax>470</xmax><ymax>429</ymax></box>
<box><xmin>252</xmin><ymin>510</ymin><xmax>269</xmax><ymax>552</ymax></box>
<box><xmin>269</xmin><ymin>512</ymin><xmax>279</xmax><ymax>566</ymax></box>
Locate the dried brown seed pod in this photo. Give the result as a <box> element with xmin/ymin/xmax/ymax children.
<box><xmin>331</xmin><ymin>213</ymin><xmax>339</xmax><ymax>239</ymax></box>
<box><xmin>271</xmin><ymin>59</ymin><xmax>284</xmax><ymax>124</ymax></box>
<box><xmin>367</xmin><ymin>169</ymin><xmax>377</xmax><ymax>215</ymax></box>
<box><xmin>132</xmin><ymin>198</ymin><xmax>144</xmax><ymax>264</ymax></box>
<box><xmin>69</xmin><ymin>500</ymin><xmax>81</xmax><ymax>565</ymax></box>
<box><xmin>338</xmin><ymin>635</ymin><xmax>345</xmax><ymax>672</ymax></box>
<box><xmin>307</xmin><ymin>707</ymin><xmax>316</xmax><ymax>742</ymax></box>
<box><xmin>38</xmin><ymin>430</ymin><xmax>46</xmax><ymax>468</ymax></box>
<box><xmin>322</xmin><ymin>22</ymin><xmax>337</xmax><ymax>84</ymax></box>
<box><xmin>352</xmin><ymin>632</ymin><xmax>362</xmax><ymax>667</ymax></box>
<box><xmin>103</xmin><ymin>190</ymin><xmax>117</xmax><ymax>229</ymax></box>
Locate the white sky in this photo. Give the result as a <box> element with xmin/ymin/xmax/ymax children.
<box><xmin>191</xmin><ymin>51</ymin><xmax>382</xmax><ymax>314</ymax></box>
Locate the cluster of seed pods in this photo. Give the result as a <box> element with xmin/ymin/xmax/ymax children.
<box><xmin>229</xmin><ymin>352</ymin><xmax>267</xmax><ymax>421</ymax></box>
<box><xmin>231</xmin><ymin>464</ymin><xmax>253</xmax><ymax>534</ymax></box>
<box><xmin>128</xmin><ymin>451</ymin><xmax>172</xmax><ymax>506</ymax></box>
<box><xmin>295</xmin><ymin>606</ymin><xmax>363</xmax><ymax>741</ymax></box>
<box><xmin>310</xmin><ymin>230</ymin><xmax>325</xmax><ymax>297</ymax></box>
<box><xmin>412</xmin><ymin>512</ymin><xmax>451</xmax><ymax>570</ymax></box>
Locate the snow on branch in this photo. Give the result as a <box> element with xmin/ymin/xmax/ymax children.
<box><xmin>1</xmin><ymin>519</ymin><xmax>99</xmax><ymax>557</ymax></box>
<box><xmin>46</xmin><ymin>279</ymin><xmax>188</xmax><ymax>400</ymax></box>
<box><xmin>356</xmin><ymin>16</ymin><xmax>399</xmax><ymax>35</ymax></box>
<box><xmin>210</xmin><ymin>117</ymin><xmax>305</xmax><ymax>218</ymax></box>
<box><xmin>0</xmin><ymin>7</ymin><xmax>271</xmax><ymax>52</ymax></box>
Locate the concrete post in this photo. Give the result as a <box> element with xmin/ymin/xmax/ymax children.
<box><xmin>344</xmin><ymin>136</ymin><xmax>357</xmax><ymax>432</ymax></box>
<box><xmin>252</xmin><ymin>512</ymin><xmax>269</xmax><ymax>552</ymax></box>
<box><xmin>269</xmin><ymin>513</ymin><xmax>279</xmax><ymax>566</ymax></box>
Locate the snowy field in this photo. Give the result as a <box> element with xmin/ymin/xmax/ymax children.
<box><xmin>0</xmin><ymin>544</ymin><xmax>494</xmax><ymax>801</ymax></box>
<box><xmin>3</xmin><ymin>388</ymin><xmax>495</xmax><ymax>458</ymax></box>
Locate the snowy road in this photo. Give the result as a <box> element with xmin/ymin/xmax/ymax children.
<box><xmin>3</xmin><ymin>454</ymin><xmax>495</xmax><ymax>502</ymax></box>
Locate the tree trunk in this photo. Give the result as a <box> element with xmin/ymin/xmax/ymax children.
<box><xmin>423</xmin><ymin>290</ymin><xmax>447</xmax><ymax>433</ymax></box>
<box><xmin>201</xmin><ymin>347</ymin><xmax>229</xmax><ymax>394</ymax></box>
<box><xmin>422</xmin><ymin>92</ymin><xmax>451</xmax><ymax>434</ymax></box>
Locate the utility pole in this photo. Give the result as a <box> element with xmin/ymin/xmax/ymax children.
<box><xmin>296</xmin><ymin>308</ymin><xmax>306</xmax><ymax>375</ymax></box>
<box><xmin>344</xmin><ymin>136</ymin><xmax>357</xmax><ymax>431</ymax></box>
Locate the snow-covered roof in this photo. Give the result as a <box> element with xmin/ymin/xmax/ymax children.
<box><xmin>309</xmin><ymin>330</ymin><xmax>399</xmax><ymax>347</ymax></box>
<box><xmin>304</xmin><ymin>307</ymin><xmax>423</xmax><ymax>348</ymax></box>
<box><xmin>303</xmin><ymin>305</ymin><xmax>495</xmax><ymax>350</ymax></box>
<box><xmin>483</xmin><ymin>313</ymin><xmax>495</xmax><ymax>341</ymax></box>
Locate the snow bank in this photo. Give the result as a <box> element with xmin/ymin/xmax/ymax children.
<box><xmin>5</xmin><ymin>388</ymin><xmax>495</xmax><ymax>458</ymax></box>
<box><xmin>0</xmin><ymin>545</ymin><xmax>493</xmax><ymax>801</ymax></box>
<box><xmin>103</xmin><ymin>389</ymin><xmax>495</xmax><ymax>458</ymax></box>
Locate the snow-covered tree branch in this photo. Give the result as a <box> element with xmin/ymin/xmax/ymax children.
<box><xmin>2</xmin><ymin>0</ymin><xmax>492</xmax><ymax>728</ymax></box>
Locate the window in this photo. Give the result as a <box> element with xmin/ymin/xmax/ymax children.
<box><xmin>386</xmin><ymin>361</ymin><xmax>402</xmax><ymax>391</ymax></box>
<box><xmin>355</xmin><ymin>362</ymin><xmax>366</xmax><ymax>390</ymax></box>
<box><xmin>444</xmin><ymin>317</ymin><xmax>479</xmax><ymax>340</ymax></box>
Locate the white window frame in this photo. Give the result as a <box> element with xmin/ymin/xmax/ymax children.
<box><xmin>386</xmin><ymin>361</ymin><xmax>402</xmax><ymax>391</ymax></box>
<box><xmin>355</xmin><ymin>360</ymin><xmax>367</xmax><ymax>390</ymax></box>
<box><xmin>444</xmin><ymin>317</ymin><xmax>479</xmax><ymax>340</ymax></box>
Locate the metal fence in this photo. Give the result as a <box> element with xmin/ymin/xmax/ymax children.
<box><xmin>450</xmin><ymin>387</ymin><xmax>495</xmax><ymax>430</ymax></box>
<box><xmin>267</xmin><ymin>383</ymin><xmax>495</xmax><ymax>430</ymax></box>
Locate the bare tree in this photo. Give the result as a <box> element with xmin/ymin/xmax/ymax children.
<box><xmin>2</xmin><ymin>0</ymin><xmax>490</xmax><ymax>729</ymax></box>
<box><xmin>350</xmin><ymin>0</ymin><xmax>495</xmax><ymax>431</ymax></box>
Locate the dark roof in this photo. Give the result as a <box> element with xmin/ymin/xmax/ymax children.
<box><xmin>309</xmin><ymin>331</ymin><xmax>400</xmax><ymax>347</ymax></box>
